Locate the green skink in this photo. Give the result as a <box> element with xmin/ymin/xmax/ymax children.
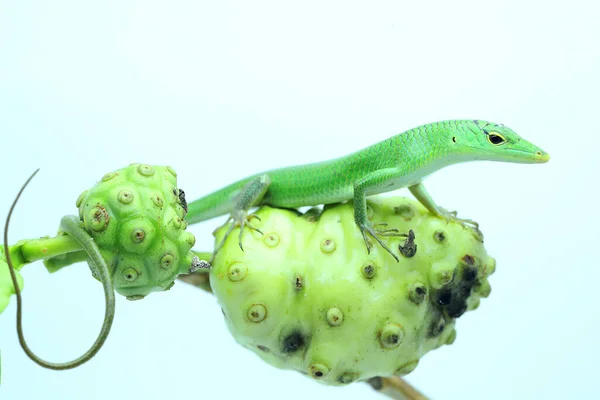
<box><xmin>185</xmin><ymin>119</ymin><xmax>549</xmax><ymax>261</ymax></box>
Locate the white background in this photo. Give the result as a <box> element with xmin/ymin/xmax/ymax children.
<box><xmin>0</xmin><ymin>1</ymin><xmax>598</xmax><ymax>399</ymax></box>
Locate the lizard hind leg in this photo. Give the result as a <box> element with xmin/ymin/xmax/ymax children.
<box><xmin>408</xmin><ymin>182</ymin><xmax>483</xmax><ymax>240</ymax></box>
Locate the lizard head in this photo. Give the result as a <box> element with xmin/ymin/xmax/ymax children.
<box><xmin>460</xmin><ymin>120</ymin><xmax>550</xmax><ymax>164</ymax></box>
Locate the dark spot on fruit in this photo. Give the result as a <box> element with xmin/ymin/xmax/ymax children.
<box><xmin>462</xmin><ymin>254</ymin><xmax>475</xmax><ymax>265</ymax></box>
<box><xmin>257</xmin><ymin>345</ymin><xmax>270</xmax><ymax>352</ymax></box>
<box><xmin>463</xmin><ymin>265</ymin><xmax>478</xmax><ymax>282</ymax></box>
<box><xmin>393</xmin><ymin>205</ymin><xmax>414</xmax><ymax>221</ymax></box>
<box><xmin>431</xmin><ymin>261</ymin><xmax>481</xmax><ymax>318</ymax></box>
<box><xmin>429</xmin><ymin>315</ymin><xmax>446</xmax><ymax>338</ymax></box>
<box><xmin>315</xmin><ymin>371</ymin><xmax>323</xmax><ymax>377</ymax></box>
<box><xmin>434</xmin><ymin>230</ymin><xmax>446</xmax><ymax>243</ymax></box>
<box><xmin>447</xmin><ymin>302</ymin><xmax>468</xmax><ymax>318</ymax></box>
<box><xmin>295</xmin><ymin>275</ymin><xmax>303</xmax><ymax>290</ymax></box>
<box><xmin>445</xmin><ymin>283</ymin><xmax>473</xmax><ymax>318</ymax></box>
<box><xmin>398</xmin><ymin>229</ymin><xmax>417</xmax><ymax>257</ymax></box>
<box><xmin>437</xmin><ymin>289</ymin><xmax>452</xmax><ymax>305</ymax></box>
<box><xmin>281</xmin><ymin>330</ymin><xmax>307</xmax><ymax>354</ymax></box>
<box><xmin>367</xmin><ymin>377</ymin><xmax>383</xmax><ymax>390</ymax></box>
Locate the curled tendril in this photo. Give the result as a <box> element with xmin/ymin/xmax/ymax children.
<box><xmin>3</xmin><ymin>169</ymin><xmax>116</xmax><ymax>370</ymax></box>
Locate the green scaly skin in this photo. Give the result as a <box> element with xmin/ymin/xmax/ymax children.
<box><xmin>185</xmin><ymin>119</ymin><xmax>549</xmax><ymax>261</ymax></box>
<box><xmin>209</xmin><ymin>196</ymin><xmax>495</xmax><ymax>387</ymax></box>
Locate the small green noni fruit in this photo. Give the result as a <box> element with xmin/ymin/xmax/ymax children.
<box><xmin>63</xmin><ymin>164</ymin><xmax>196</xmax><ymax>300</ymax></box>
<box><xmin>209</xmin><ymin>197</ymin><xmax>495</xmax><ymax>385</ymax></box>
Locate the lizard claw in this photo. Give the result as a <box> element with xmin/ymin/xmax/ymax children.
<box><xmin>359</xmin><ymin>222</ymin><xmax>405</xmax><ymax>262</ymax></box>
<box><xmin>238</xmin><ymin>216</ymin><xmax>263</xmax><ymax>251</ymax></box>
<box><xmin>213</xmin><ymin>211</ymin><xmax>264</xmax><ymax>258</ymax></box>
<box><xmin>248</xmin><ymin>214</ymin><xmax>262</xmax><ymax>223</ymax></box>
<box><xmin>371</xmin><ymin>222</ymin><xmax>409</xmax><ymax>236</ymax></box>
<box><xmin>438</xmin><ymin>207</ymin><xmax>483</xmax><ymax>241</ymax></box>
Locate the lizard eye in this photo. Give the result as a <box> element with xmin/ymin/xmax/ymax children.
<box><xmin>487</xmin><ymin>133</ymin><xmax>506</xmax><ymax>145</ymax></box>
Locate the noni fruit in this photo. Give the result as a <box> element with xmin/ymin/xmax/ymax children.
<box><xmin>58</xmin><ymin>164</ymin><xmax>197</xmax><ymax>300</ymax></box>
<box><xmin>209</xmin><ymin>197</ymin><xmax>494</xmax><ymax>385</ymax></box>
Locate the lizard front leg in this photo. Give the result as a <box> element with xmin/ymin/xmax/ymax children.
<box><xmin>354</xmin><ymin>169</ymin><xmax>409</xmax><ymax>262</ymax></box>
<box><xmin>212</xmin><ymin>175</ymin><xmax>271</xmax><ymax>260</ymax></box>
<box><xmin>408</xmin><ymin>182</ymin><xmax>482</xmax><ymax>240</ymax></box>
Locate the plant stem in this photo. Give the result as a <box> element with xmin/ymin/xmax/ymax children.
<box><xmin>21</xmin><ymin>235</ymin><xmax>82</xmax><ymax>263</ymax></box>
<box><xmin>1</xmin><ymin>235</ymin><xmax>83</xmax><ymax>271</ymax></box>
<box><xmin>367</xmin><ymin>376</ymin><xmax>429</xmax><ymax>400</ymax></box>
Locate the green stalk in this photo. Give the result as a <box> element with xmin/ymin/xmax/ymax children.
<box><xmin>2</xmin><ymin>228</ymin><xmax>212</xmax><ymax>277</ymax></box>
<box><xmin>20</xmin><ymin>235</ymin><xmax>82</xmax><ymax>263</ymax></box>
<box><xmin>44</xmin><ymin>250</ymin><xmax>89</xmax><ymax>272</ymax></box>
<box><xmin>1</xmin><ymin>235</ymin><xmax>82</xmax><ymax>271</ymax></box>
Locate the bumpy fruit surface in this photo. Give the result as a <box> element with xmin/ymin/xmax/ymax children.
<box><xmin>210</xmin><ymin>197</ymin><xmax>495</xmax><ymax>386</ymax></box>
<box><xmin>0</xmin><ymin>258</ymin><xmax>23</xmax><ymax>314</ymax></box>
<box><xmin>65</xmin><ymin>164</ymin><xmax>196</xmax><ymax>299</ymax></box>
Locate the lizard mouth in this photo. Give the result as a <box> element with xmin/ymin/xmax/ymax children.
<box><xmin>507</xmin><ymin>148</ymin><xmax>550</xmax><ymax>163</ymax></box>
<box><xmin>535</xmin><ymin>152</ymin><xmax>550</xmax><ymax>163</ymax></box>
